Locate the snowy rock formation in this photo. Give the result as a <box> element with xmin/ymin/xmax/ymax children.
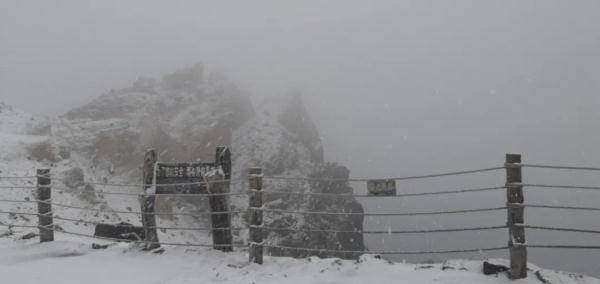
<box><xmin>0</xmin><ymin>64</ymin><xmax>364</xmax><ymax>258</ymax></box>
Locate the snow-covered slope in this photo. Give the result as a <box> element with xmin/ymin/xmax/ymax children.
<box><xmin>0</xmin><ymin>101</ymin><xmax>48</xmax><ymax>168</ymax></box>
<box><xmin>0</xmin><ymin>233</ymin><xmax>597</xmax><ymax>284</ymax></box>
<box><xmin>0</xmin><ymin>101</ymin><xmax>131</xmax><ymax>241</ymax></box>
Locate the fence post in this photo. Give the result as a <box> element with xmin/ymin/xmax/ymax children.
<box><xmin>506</xmin><ymin>154</ymin><xmax>527</xmax><ymax>279</ymax></box>
<box><xmin>141</xmin><ymin>149</ymin><xmax>160</xmax><ymax>250</ymax></box>
<box><xmin>248</xmin><ymin>167</ymin><xmax>263</xmax><ymax>264</ymax></box>
<box><xmin>208</xmin><ymin>169</ymin><xmax>233</xmax><ymax>252</ymax></box>
<box><xmin>216</xmin><ymin>146</ymin><xmax>231</xmax><ymax>180</ymax></box>
<box><xmin>36</xmin><ymin>168</ymin><xmax>54</xmax><ymax>242</ymax></box>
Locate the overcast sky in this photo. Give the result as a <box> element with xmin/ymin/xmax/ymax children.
<box><xmin>1</xmin><ymin>0</ymin><xmax>600</xmax><ymax>177</ymax></box>
<box><xmin>3</xmin><ymin>1</ymin><xmax>600</xmax><ymax>275</ymax></box>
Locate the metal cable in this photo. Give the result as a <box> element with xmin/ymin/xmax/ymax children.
<box><xmin>261</xmin><ymin>244</ymin><xmax>509</xmax><ymax>255</ymax></box>
<box><xmin>28</xmin><ymin>187</ymin><xmax>144</xmax><ymax>197</ymax></box>
<box><xmin>527</xmin><ymin>245</ymin><xmax>600</xmax><ymax>250</ymax></box>
<box><xmin>260</xmin><ymin>207</ymin><xmax>507</xmax><ymax>216</ymax></box>
<box><xmin>41</xmin><ymin>200</ymin><xmax>245</xmax><ymax>216</ymax></box>
<box><xmin>521</xmin><ymin>225</ymin><xmax>600</xmax><ymax>234</ymax></box>
<box><xmin>520</xmin><ymin>183</ymin><xmax>600</xmax><ymax>191</ymax></box>
<box><xmin>0</xmin><ymin>210</ymin><xmax>40</xmax><ymax>216</ymax></box>
<box><xmin>262</xmin><ymin>225</ymin><xmax>507</xmax><ymax>234</ymax></box>
<box><xmin>524</xmin><ymin>204</ymin><xmax>600</xmax><ymax>212</ymax></box>
<box><xmin>38</xmin><ymin>201</ymin><xmax>138</xmax><ymax>214</ymax></box>
<box><xmin>87</xmin><ymin>190</ymin><xmax>141</xmax><ymax>196</ymax></box>
<box><xmin>146</xmin><ymin>210</ymin><xmax>246</xmax><ymax>217</ymax></box>
<box><xmin>261</xmin><ymin>186</ymin><xmax>505</xmax><ymax>198</ymax></box>
<box><xmin>96</xmin><ymin>186</ymin><xmax>504</xmax><ymax>198</ymax></box>
<box><xmin>0</xmin><ymin>223</ymin><xmax>39</xmax><ymax>229</ymax></box>
<box><xmin>0</xmin><ymin>186</ymin><xmax>38</xmax><ymax>189</ymax></box>
<box><xmin>75</xmin><ymin>190</ymin><xmax>249</xmax><ymax>197</ymax></box>
<box><xmin>53</xmin><ymin>229</ymin><xmax>247</xmax><ymax>248</ymax></box>
<box><xmin>150</xmin><ymin>192</ymin><xmax>249</xmax><ymax>197</ymax></box>
<box><xmin>5</xmin><ymin>184</ymin><xmax>249</xmax><ymax>197</ymax></box>
<box><xmin>86</xmin><ymin>178</ymin><xmax>244</xmax><ymax>188</ymax></box>
<box><xmin>52</xmin><ymin>216</ymin><xmax>244</xmax><ymax>231</ymax></box>
<box><xmin>263</xmin><ymin>166</ymin><xmax>505</xmax><ymax>182</ymax></box>
<box><xmin>0</xmin><ymin>176</ymin><xmax>37</xmax><ymax>179</ymax></box>
<box><xmin>0</xmin><ymin>199</ymin><xmax>245</xmax><ymax>216</ymax></box>
<box><xmin>520</xmin><ymin>164</ymin><xmax>600</xmax><ymax>171</ymax></box>
<box><xmin>0</xmin><ymin>199</ymin><xmax>37</xmax><ymax>204</ymax></box>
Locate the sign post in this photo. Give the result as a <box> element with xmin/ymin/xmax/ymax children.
<box><xmin>140</xmin><ymin>147</ymin><xmax>233</xmax><ymax>251</ymax></box>
<box><xmin>367</xmin><ymin>179</ymin><xmax>397</xmax><ymax>196</ymax></box>
<box><xmin>141</xmin><ymin>149</ymin><xmax>159</xmax><ymax>250</ymax></box>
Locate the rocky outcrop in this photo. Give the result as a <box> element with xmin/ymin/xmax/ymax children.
<box><xmin>3</xmin><ymin>64</ymin><xmax>365</xmax><ymax>259</ymax></box>
<box><xmin>266</xmin><ymin>163</ymin><xmax>365</xmax><ymax>259</ymax></box>
<box><xmin>231</xmin><ymin>93</ymin><xmax>364</xmax><ymax>258</ymax></box>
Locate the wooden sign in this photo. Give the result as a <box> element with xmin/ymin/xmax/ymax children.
<box><xmin>141</xmin><ymin>146</ymin><xmax>233</xmax><ymax>252</ymax></box>
<box><xmin>367</xmin><ymin>179</ymin><xmax>396</xmax><ymax>196</ymax></box>
<box><xmin>155</xmin><ymin>163</ymin><xmax>220</xmax><ymax>194</ymax></box>
<box><xmin>156</xmin><ymin>163</ymin><xmax>219</xmax><ymax>178</ymax></box>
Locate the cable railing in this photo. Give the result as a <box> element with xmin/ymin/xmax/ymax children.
<box><xmin>523</xmin><ymin>204</ymin><xmax>600</xmax><ymax>212</ymax></box>
<box><xmin>261</xmin><ymin>225</ymin><xmax>508</xmax><ymax>234</ymax></box>
<box><xmin>260</xmin><ymin>244</ymin><xmax>510</xmax><ymax>255</ymax></box>
<box><xmin>262</xmin><ymin>166</ymin><xmax>505</xmax><ymax>182</ymax></box>
<box><xmin>520</xmin><ymin>164</ymin><xmax>600</xmax><ymax>171</ymax></box>
<box><xmin>51</xmin><ymin>216</ymin><xmax>245</xmax><ymax>232</ymax></box>
<box><xmin>519</xmin><ymin>183</ymin><xmax>600</xmax><ymax>191</ymax></box>
<box><xmin>0</xmin><ymin>175</ymin><xmax>39</xmax><ymax>179</ymax></box>
<box><xmin>259</xmin><ymin>185</ymin><xmax>506</xmax><ymax>198</ymax></box>
<box><xmin>520</xmin><ymin>225</ymin><xmax>600</xmax><ymax>235</ymax></box>
<box><xmin>1</xmin><ymin>157</ymin><xmax>600</xmax><ymax>279</ymax></box>
<box><xmin>0</xmin><ymin>196</ymin><xmax>248</xmax><ymax>249</ymax></box>
<box><xmin>259</xmin><ymin>207</ymin><xmax>507</xmax><ymax>216</ymax></box>
<box><xmin>0</xmin><ymin>185</ymin><xmax>39</xmax><ymax>189</ymax></box>
<box><xmin>86</xmin><ymin>178</ymin><xmax>245</xmax><ymax>188</ymax></box>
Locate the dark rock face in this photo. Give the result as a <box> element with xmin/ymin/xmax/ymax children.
<box><xmin>94</xmin><ymin>222</ymin><xmax>145</xmax><ymax>241</ymax></box>
<box><xmin>483</xmin><ymin>261</ymin><xmax>509</xmax><ymax>275</ymax></box>
<box><xmin>19</xmin><ymin>232</ymin><xmax>38</xmax><ymax>240</ymax></box>
<box><xmin>92</xmin><ymin>243</ymin><xmax>110</xmax><ymax>249</ymax></box>
<box><xmin>304</xmin><ymin>165</ymin><xmax>365</xmax><ymax>259</ymax></box>
<box><xmin>264</xmin><ymin>164</ymin><xmax>365</xmax><ymax>259</ymax></box>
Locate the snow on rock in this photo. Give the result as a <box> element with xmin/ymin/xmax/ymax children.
<box><xmin>0</xmin><ymin>100</ymin><xmax>50</xmax><ymax>136</ymax></box>
<box><xmin>231</xmin><ymin>93</ymin><xmax>364</xmax><ymax>258</ymax></box>
<box><xmin>0</xmin><ymin>235</ymin><xmax>597</xmax><ymax>284</ymax></box>
<box><xmin>0</xmin><ymin>64</ymin><xmax>364</xmax><ymax>258</ymax></box>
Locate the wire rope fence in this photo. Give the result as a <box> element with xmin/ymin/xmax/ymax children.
<box><xmin>0</xmin><ymin>154</ymin><xmax>599</xmax><ymax>279</ymax></box>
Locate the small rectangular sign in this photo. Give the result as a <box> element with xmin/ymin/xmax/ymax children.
<box><xmin>155</xmin><ymin>163</ymin><xmax>220</xmax><ymax>194</ymax></box>
<box><xmin>156</xmin><ymin>163</ymin><xmax>219</xmax><ymax>179</ymax></box>
<box><xmin>367</xmin><ymin>179</ymin><xmax>397</xmax><ymax>196</ymax></box>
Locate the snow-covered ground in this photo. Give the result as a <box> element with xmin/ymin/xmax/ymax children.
<box><xmin>0</xmin><ymin>229</ymin><xmax>598</xmax><ymax>284</ymax></box>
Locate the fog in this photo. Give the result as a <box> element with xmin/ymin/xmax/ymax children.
<box><xmin>2</xmin><ymin>0</ymin><xmax>600</xmax><ymax>277</ymax></box>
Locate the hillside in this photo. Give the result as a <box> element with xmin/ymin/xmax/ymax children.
<box><xmin>0</xmin><ymin>64</ymin><xmax>363</xmax><ymax>258</ymax></box>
